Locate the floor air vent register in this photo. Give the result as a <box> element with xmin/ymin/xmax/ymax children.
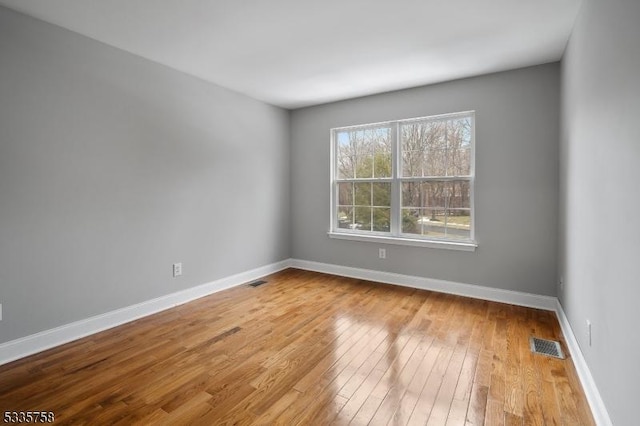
<box><xmin>529</xmin><ymin>337</ymin><xmax>565</xmax><ymax>359</ymax></box>
<box><xmin>249</xmin><ymin>280</ymin><xmax>267</xmax><ymax>287</ymax></box>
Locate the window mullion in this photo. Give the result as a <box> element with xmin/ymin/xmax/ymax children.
<box><xmin>391</xmin><ymin>122</ymin><xmax>401</xmax><ymax>236</ymax></box>
<box><xmin>331</xmin><ymin>130</ymin><xmax>336</xmax><ymax>232</ymax></box>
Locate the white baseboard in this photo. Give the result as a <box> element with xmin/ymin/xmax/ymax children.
<box><xmin>289</xmin><ymin>259</ymin><xmax>557</xmax><ymax>311</ymax></box>
<box><xmin>555</xmin><ymin>300</ymin><xmax>612</xmax><ymax>426</ymax></box>
<box><xmin>0</xmin><ymin>259</ymin><xmax>290</xmax><ymax>367</ymax></box>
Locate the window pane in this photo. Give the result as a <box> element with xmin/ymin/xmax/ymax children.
<box><xmin>373</xmin><ymin>128</ymin><xmax>392</xmax><ymax>178</ymax></box>
<box><xmin>447</xmin><ymin>118</ymin><xmax>472</xmax><ymax>176</ymax></box>
<box><xmin>355</xmin><ymin>153</ymin><xmax>374</xmax><ymax>178</ymax></box>
<box><xmin>420</xmin><ymin>209</ymin><xmax>448</xmax><ymax>238</ymax></box>
<box><xmin>423</xmin><ymin>120</ymin><xmax>447</xmax><ymax>176</ymax></box>
<box><xmin>373</xmin><ymin>208</ymin><xmax>390</xmax><ymax>232</ymax></box>
<box><xmin>354</xmin><ymin>206</ymin><xmax>372</xmax><ymax>231</ymax></box>
<box><xmin>402</xmin><ymin>122</ymin><xmax>423</xmax><ymax>176</ymax></box>
<box><xmin>402</xmin><ymin>150</ymin><xmax>423</xmax><ymax>177</ymax></box>
<box><xmin>402</xmin><ymin>181</ymin><xmax>470</xmax><ymax>209</ymax></box>
<box><xmin>445</xmin><ymin>209</ymin><xmax>471</xmax><ymax>240</ymax></box>
<box><xmin>337</xmin><ymin>182</ymin><xmax>353</xmax><ymax>206</ymax></box>
<box><xmin>401</xmin><ymin>182</ymin><xmax>420</xmax><ymax>208</ymax></box>
<box><xmin>449</xmin><ymin>147</ymin><xmax>471</xmax><ymax>176</ymax></box>
<box><xmin>336</xmin><ymin>126</ymin><xmax>391</xmax><ymax>179</ymax></box>
<box><xmin>354</xmin><ymin>182</ymin><xmax>371</xmax><ymax>206</ymax></box>
<box><xmin>336</xmin><ymin>131</ymin><xmax>355</xmax><ymax>179</ymax></box>
<box><xmin>400</xmin><ymin>119</ymin><xmax>472</xmax><ymax>177</ymax></box>
<box><xmin>401</xmin><ymin>121</ymin><xmax>447</xmax><ymax>177</ymax></box>
<box><xmin>400</xmin><ymin>180</ymin><xmax>472</xmax><ymax>240</ymax></box>
<box><xmin>423</xmin><ymin>148</ymin><xmax>447</xmax><ymax>177</ymax></box>
<box><xmin>401</xmin><ymin>181</ymin><xmax>441</xmax><ymax>209</ymax></box>
<box><xmin>402</xmin><ymin>208</ymin><xmax>420</xmax><ymax>234</ymax></box>
<box><xmin>421</xmin><ymin>181</ymin><xmax>448</xmax><ymax>209</ymax></box>
<box><xmin>402</xmin><ymin>208</ymin><xmax>449</xmax><ymax>238</ymax></box>
<box><xmin>447</xmin><ymin>180</ymin><xmax>471</xmax><ymax>209</ymax></box>
<box><xmin>337</xmin><ymin>207</ymin><xmax>353</xmax><ymax>229</ymax></box>
<box><xmin>374</xmin><ymin>150</ymin><xmax>392</xmax><ymax>178</ymax></box>
<box><xmin>372</xmin><ymin>182</ymin><xmax>391</xmax><ymax>207</ymax></box>
<box><xmin>410</xmin><ymin>209</ymin><xmax>471</xmax><ymax>240</ymax></box>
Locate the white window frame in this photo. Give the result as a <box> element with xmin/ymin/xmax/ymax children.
<box><xmin>329</xmin><ymin>111</ymin><xmax>477</xmax><ymax>251</ymax></box>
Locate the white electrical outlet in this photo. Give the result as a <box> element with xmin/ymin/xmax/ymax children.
<box><xmin>173</xmin><ymin>263</ymin><xmax>182</xmax><ymax>277</ymax></box>
<box><xmin>559</xmin><ymin>276</ymin><xmax>564</xmax><ymax>291</ymax></box>
<box><xmin>586</xmin><ymin>319</ymin><xmax>592</xmax><ymax>346</ymax></box>
<box><xmin>379</xmin><ymin>248</ymin><xmax>386</xmax><ymax>259</ymax></box>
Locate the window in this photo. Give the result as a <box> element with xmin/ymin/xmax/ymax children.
<box><xmin>330</xmin><ymin>111</ymin><xmax>476</xmax><ymax>250</ymax></box>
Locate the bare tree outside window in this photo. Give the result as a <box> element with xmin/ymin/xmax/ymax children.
<box><xmin>400</xmin><ymin>117</ymin><xmax>472</xmax><ymax>240</ymax></box>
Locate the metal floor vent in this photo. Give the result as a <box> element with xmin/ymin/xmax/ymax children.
<box><xmin>530</xmin><ymin>337</ymin><xmax>565</xmax><ymax>359</ymax></box>
<box><xmin>249</xmin><ymin>280</ymin><xmax>267</xmax><ymax>287</ymax></box>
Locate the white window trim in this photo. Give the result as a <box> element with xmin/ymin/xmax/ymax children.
<box><xmin>329</xmin><ymin>111</ymin><xmax>477</xmax><ymax>252</ymax></box>
<box><xmin>327</xmin><ymin>231</ymin><xmax>477</xmax><ymax>251</ymax></box>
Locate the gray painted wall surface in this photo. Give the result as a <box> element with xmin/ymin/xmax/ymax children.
<box><xmin>560</xmin><ymin>0</ymin><xmax>640</xmax><ymax>424</ymax></box>
<box><xmin>0</xmin><ymin>7</ymin><xmax>290</xmax><ymax>344</ymax></box>
<box><xmin>291</xmin><ymin>64</ymin><xmax>560</xmax><ymax>296</ymax></box>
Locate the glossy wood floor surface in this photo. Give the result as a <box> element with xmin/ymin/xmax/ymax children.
<box><xmin>0</xmin><ymin>269</ymin><xmax>594</xmax><ymax>425</ymax></box>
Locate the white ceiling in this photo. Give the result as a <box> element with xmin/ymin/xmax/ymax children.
<box><xmin>0</xmin><ymin>0</ymin><xmax>581</xmax><ymax>109</ymax></box>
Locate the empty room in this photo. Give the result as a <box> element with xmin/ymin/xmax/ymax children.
<box><xmin>0</xmin><ymin>0</ymin><xmax>637</xmax><ymax>424</ymax></box>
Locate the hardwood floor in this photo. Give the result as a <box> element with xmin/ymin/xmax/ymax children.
<box><xmin>0</xmin><ymin>269</ymin><xmax>594</xmax><ymax>425</ymax></box>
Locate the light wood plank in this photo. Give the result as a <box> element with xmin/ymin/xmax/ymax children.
<box><xmin>0</xmin><ymin>269</ymin><xmax>595</xmax><ymax>426</ymax></box>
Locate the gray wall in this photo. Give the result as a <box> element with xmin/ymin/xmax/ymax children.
<box><xmin>0</xmin><ymin>7</ymin><xmax>290</xmax><ymax>344</ymax></box>
<box><xmin>560</xmin><ymin>0</ymin><xmax>640</xmax><ymax>424</ymax></box>
<box><xmin>291</xmin><ymin>64</ymin><xmax>560</xmax><ymax>296</ymax></box>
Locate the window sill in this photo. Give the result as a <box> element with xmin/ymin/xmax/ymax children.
<box><xmin>327</xmin><ymin>231</ymin><xmax>477</xmax><ymax>252</ymax></box>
